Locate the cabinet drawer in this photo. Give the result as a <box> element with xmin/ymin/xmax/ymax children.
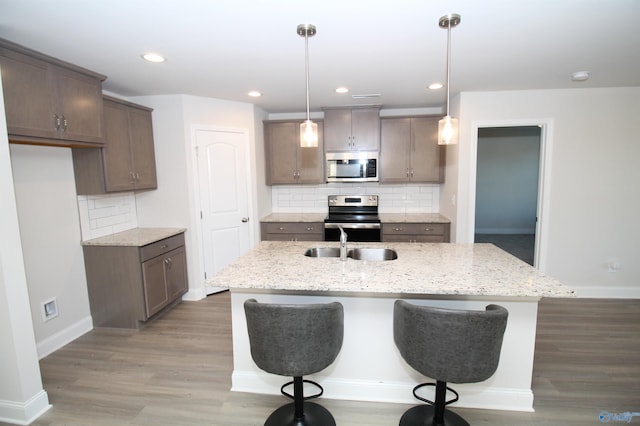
<box><xmin>263</xmin><ymin>222</ymin><xmax>322</xmax><ymax>234</ymax></box>
<box><xmin>140</xmin><ymin>233</ymin><xmax>185</xmax><ymax>262</ymax></box>
<box><xmin>383</xmin><ymin>223</ymin><xmax>446</xmax><ymax>235</ymax></box>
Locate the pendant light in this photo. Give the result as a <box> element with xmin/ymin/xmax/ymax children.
<box><xmin>438</xmin><ymin>13</ymin><xmax>461</xmax><ymax>145</ymax></box>
<box><xmin>297</xmin><ymin>24</ymin><xmax>318</xmax><ymax>148</ymax></box>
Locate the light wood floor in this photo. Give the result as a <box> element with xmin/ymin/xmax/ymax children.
<box><xmin>9</xmin><ymin>293</ymin><xmax>640</xmax><ymax>426</ymax></box>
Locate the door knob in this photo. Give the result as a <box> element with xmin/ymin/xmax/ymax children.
<box><xmin>241</xmin><ymin>217</ymin><xmax>250</xmax><ymax>223</ymax></box>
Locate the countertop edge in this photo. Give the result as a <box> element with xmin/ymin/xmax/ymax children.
<box><xmin>81</xmin><ymin>227</ymin><xmax>187</xmax><ymax>247</ymax></box>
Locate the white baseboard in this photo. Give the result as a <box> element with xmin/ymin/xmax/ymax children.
<box><xmin>572</xmin><ymin>286</ymin><xmax>640</xmax><ymax>299</ymax></box>
<box><xmin>231</xmin><ymin>370</ymin><xmax>534</xmax><ymax>412</ymax></box>
<box><xmin>36</xmin><ymin>315</ymin><xmax>93</xmax><ymax>360</ymax></box>
<box><xmin>0</xmin><ymin>389</ymin><xmax>51</xmax><ymax>425</ymax></box>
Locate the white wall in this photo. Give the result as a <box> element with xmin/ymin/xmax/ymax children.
<box><xmin>453</xmin><ymin>87</ymin><xmax>640</xmax><ymax>297</ymax></box>
<box><xmin>131</xmin><ymin>94</ymin><xmax>268</xmax><ymax>299</ymax></box>
<box><xmin>0</xmin><ymin>69</ymin><xmax>50</xmax><ymax>424</ymax></box>
<box><xmin>10</xmin><ymin>146</ymin><xmax>93</xmax><ymax>357</ymax></box>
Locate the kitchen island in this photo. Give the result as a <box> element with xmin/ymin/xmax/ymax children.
<box><xmin>207</xmin><ymin>241</ymin><xmax>573</xmax><ymax>412</ymax></box>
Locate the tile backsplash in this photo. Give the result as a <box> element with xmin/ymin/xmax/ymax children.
<box><xmin>271</xmin><ymin>183</ymin><xmax>439</xmax><ymax>214</ymax></box>
<box><xmin>77</xmin><ymin>193</ymin><xmax>138</xmax><ymax>241</ymax></box>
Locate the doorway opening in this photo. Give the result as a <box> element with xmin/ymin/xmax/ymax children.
<box><xmin>474</xmin><ymin>126</ymin><xmax>541</xmax><ymax>265</ymax></box>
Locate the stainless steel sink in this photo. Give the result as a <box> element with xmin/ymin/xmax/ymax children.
<box><xmin>305</xmin><ymin>246</ymin><xmax>398</xmax><ymax>261</ymax></box>
<box><xmin>348</xmin><ymin>248</ymin><xmax>398</xmax><ymax>261</ymax></box>
<box><xmin>304</xmin><ymin>247</ymin><xmax>342</xmax><ymax>258</ymax></box>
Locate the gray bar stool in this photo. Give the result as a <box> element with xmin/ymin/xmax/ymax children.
<box><xmin>393</xmin><ymin>300</ymin><xmax>508</xmax><ymax>426</ymax></box>
<box><xmin>244</xmin><ymin>298</ymin><xmax>344</xmax><ymax>426</ymax></box>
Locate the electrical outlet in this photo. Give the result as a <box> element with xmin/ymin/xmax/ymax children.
<box><xmin>41</xmin><ymin>298</ymin><xmax>59</xmax><ymax>322</ymax></box>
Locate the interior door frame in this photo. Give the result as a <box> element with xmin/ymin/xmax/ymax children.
<box><xmin>467</xmin><ymin>118</ymin><xmax>554</xmax><ymax>272</ymax></box>
<box><xmin>190</xmin><ymin>125</ymin><xmax>255</xmax><ymax>293</ymax></box>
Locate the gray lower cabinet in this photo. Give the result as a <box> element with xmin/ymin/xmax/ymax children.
<box><xmin>261</xmin><ymin>222</ymin><xmax>323</xmax><ymax>241</ymax></box>
<box><xmin>381</xmin><ymin>223</ymin><xmax>450</xmax><ymax>243</ymax></box>
<box><xmin>83</xmin><ymin>233</ymin><xmax>188</xmax><ymax>328</ymax></box>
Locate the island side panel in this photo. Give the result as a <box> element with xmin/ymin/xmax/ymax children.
<box><xmin>230</xmin><ymin>290</ymin><xmax>538</xmax><ymax>412</ymax></box>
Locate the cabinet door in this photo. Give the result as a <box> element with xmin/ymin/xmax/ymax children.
<box><xmin>142</xmin><ymin>255</ymin><xmax>169</xmax><ymax>318</ymax></box>
<box><xmin>0</xmin><ymin>51</ymin><xmax>58</xmax><ymax>141</ymax></box>
<box><xmin>296</xmin><ymin>122</ymin><xmax>324</xmax><ymax>184</ymax></box>
<box><xmin>165</xmin><ymin>247</ymin><xmax>188</xmax><ymax>300</ymax></box>
<box><xmin>380</xmin><ymin>118</ymin><xmax>411</xmax><ymax>183</ymax></box>
<box><xmin>323</xmin><ymin>109</ymin><xmax>352</xmax><ymax>151</ymax></box>
<box><xmin>351</xmin><ymin>108</ymin><xmax>380</xmax><ymax>151</ymax></box>
<box><xmin>411</xmin><ymin>117</ymin><xmax>443</xmax><ymax>183</ymax></box>
<box><xmin>54</xmin><ymin>65</ymin><xmax>104</xmax><ymax>144</ymax></box>
<box><xmin>265</xmin><ymin>122</ymin><xmax>298</xmax><ymax>184</ymax></box>
<box><xmin>129</xmin><ymin>106</ymin><xmax>157</xmax><ymax>190</ymax></box>
<box><xmin>102</xmin><ymin>100</ymin><xmax>136</xmax><ymax>191</ymax></box>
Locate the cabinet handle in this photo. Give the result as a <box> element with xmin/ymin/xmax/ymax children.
<box><xmin>410</xmin><ymin>168</ymin><xmax>414</xmax><ymax>178</ymax></box>
<box><xmin>60</xmin><ymin>115</ymin><xmax>68</xmax><ymax>132</ymax></box>
<box><xmin>164</xmin><ymin>257</ymin><xmax>173</xmax><ymax>269</ymax></box>
<box><xmin>135</xmin><ymin>172</ymin><xmax>140</xmax><ymax>182</ymax></box>
<box><xmin>394</xmin><ymin>227</ymin><xmax>403</xmax><ymax>232</ymax></box>
<box><xmin>306</xmin><ymin>227</ymin><xmax>314</xmax><ymax>231</ymax></box>
<box><xmin>53</xmin><ymin>114</ymin><xmax>61</xmax><ymax>130</ymax></box>
<box><xmin>160</xmin><ymin>244</ymin><xmax>168</xmax><ymax>249</ymax></box>
<box><xmin>278</xmin><ymin>227</ymin><xmax>286</xmax><ymax>231</ymax></box>
<box><xmin>406</xmin><ymin>169</ymin><xmax>409</xmax><ymax>178</ymax></box>
<box><xmin>424</xmin><ymin>228</ymin><xmax>432</xmax><ymax>231</ymax></box>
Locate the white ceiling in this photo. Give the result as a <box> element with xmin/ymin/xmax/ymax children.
<box><xmin>1</xmin><ymin>0</ymin><xmax>639</xmax><ymax>114</ymax></box>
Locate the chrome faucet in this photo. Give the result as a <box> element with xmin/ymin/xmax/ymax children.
<box><xmin>337</xmin><ymin>225</ymin><xmax>348</xmax><ymax>261</ymax></box>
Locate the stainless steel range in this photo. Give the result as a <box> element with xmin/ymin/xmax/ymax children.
<box><xmin>324</xmin><ymin>195</ymin><xmax>381</xmax><ymax>242</ymax></box>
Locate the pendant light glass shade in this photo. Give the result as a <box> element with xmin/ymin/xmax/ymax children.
<box><xmin>438</xmin><ymin>13</ymin><xmax>461</xmax><ymax>146</ymax></box>
<box><xmin>298</xmin><ymin>24</ymin><xmax>318</xmax><ymax>148</ymax></box>
<box><xmin>300</xmin><ymin>119</ymin><xmax>318</xmax><ymax>148</ymax></box>
<box><xmin>438</xmin><ymin>115</ymin><xmax>458</xmax><ymax>145</ymax></box>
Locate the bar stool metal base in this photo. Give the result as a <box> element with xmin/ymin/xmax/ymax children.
<box><xmin>264</xmin><ymin>401</ymin><xmax>336</xmax><ymax>426</ymax></box>
<box><xmin>399</xmin><ymin>404</ymin><xmax>470</xmax><ymax>426</ymax></box>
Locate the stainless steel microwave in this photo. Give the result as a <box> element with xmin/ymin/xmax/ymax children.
<box><xmin>326</xmin><ymin>152</ymin><xmax>379</xmax><ymax>183</ymax></box>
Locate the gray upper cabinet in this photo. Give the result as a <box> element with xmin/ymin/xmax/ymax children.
<box><xmin>380</xmin><ymin>116</ymin><xmax>444</xmax><ymax>183</ymax></box>
<box><xmin>264</xmin><ymin>120</ymin><xmax>324</xmax><ymax>185</ymax></box>
<box><xmin>72</xmin><ymin>96</ymin><xmax>157</xmax><ymax>194</ymax></box>
<box><xmin>0</xmin><ymin>38</ymin><xmax>105</xmax><ymax>147</ymax></box>
<box><xmin>323</xmin><ymin>107</ymin><xmax>381</xmax><ymax>152</ymax></box>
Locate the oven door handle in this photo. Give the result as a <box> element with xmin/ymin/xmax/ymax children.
<box><xmin>325</xmin><ymin>222</ymin><xmax>381</xmax><ymax>230</ymax></box>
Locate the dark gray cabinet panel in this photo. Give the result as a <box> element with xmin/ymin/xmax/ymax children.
<box><xmin>0</xmin><ymin>38</ymin><xmax>105</xmax><ymax>147</ymax></box>
<box><xmin>72</xmin><ymin>96</ymin><xmax>157</xmax><ymax>194</ymax></box>
<box><xmin>83</xmin><ymin>233</ymin><xmax>188</xmax><ymax>328</ymax></box>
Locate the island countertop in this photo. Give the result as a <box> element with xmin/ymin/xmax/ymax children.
<box><xmin>207</xmin><ymin>241</ymin><xmax>573</xmax><ymax>298</ymax></box>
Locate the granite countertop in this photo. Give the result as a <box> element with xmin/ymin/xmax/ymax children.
<box><xmin>82</xmin><ymin>227</ymin><xmax>186</xmax><ymax>247</ymax></box>
<box><xmin>207</xmin><ymin>241</ymin><xmax>573</xmax><ymax>298</ymax></box>
<box><xmin>260</xmin><ymin>213</ymin><xmax>327</xmax><ymax>222</ymax></box>
<box><xmin>261</xmin><ymin>212</ymin><xmax>450</xmax><ymax>223</ymax></box>
<box><xmin>379</xmin><ymin>213</ymin><xmax>450</xmax><ymax>223</ymax></box>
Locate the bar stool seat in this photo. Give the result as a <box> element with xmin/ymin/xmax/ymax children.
<box><xmin>244</xmin><ymin>298</ymin><xmax>344</xmax><ymax>426</ymax></box>
<box><xmin>393</xmin><ymin>300</ymin><xmax>508</xmax><ymax>426</ymax></box>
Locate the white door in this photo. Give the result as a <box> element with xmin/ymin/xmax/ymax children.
<box><xmin>195</xmin><ymin>128</ymin><xmax>251</xmax><ymax>290</ymax></box>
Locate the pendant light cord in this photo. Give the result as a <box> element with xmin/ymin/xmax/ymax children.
<box><xmin>305</xmin><ymin>33</ymin><xmax>311</xmax><ymax>121</ymax></box>
<box><xmin>445</xmin><ymin>21</ymin><xmax>451</xmax><ymax>117</ymax></box>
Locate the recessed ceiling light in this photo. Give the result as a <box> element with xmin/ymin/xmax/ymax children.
<box><xmin>142</xmin><ymin>53</ymin><xmax>166</xmax><ymax>63</ymax></box>
<box><xmin>428</xmin><ymin>83</ymin><xmax>444</xmax><ymax>90</ymax></box>
<box><xmin>336</xmin><ymin>87</ymin><xmax>349</xmax><ymax>94</ymax></box>
<box><xmin>248</xmin><ymin>91</ymin><xmax>262</xmax><ymax>97</ymax></box>
<box><xmin>571</xmin><ymin>71</ymin><xmax>590</xmax><ymax>82</ymax></box>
